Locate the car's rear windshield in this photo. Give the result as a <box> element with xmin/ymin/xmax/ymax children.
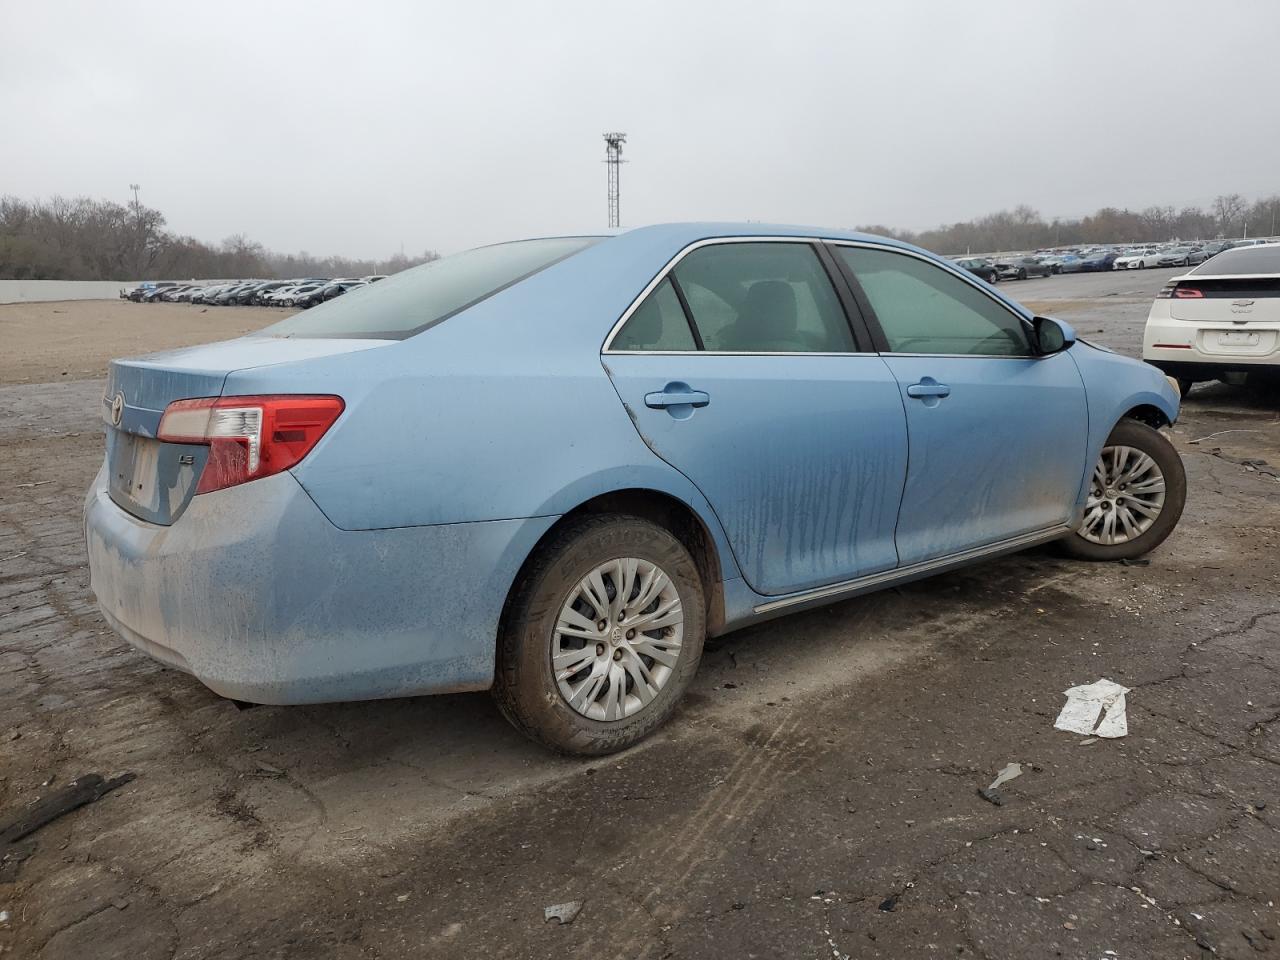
<box><xmin>262</xmin><ymin>236</ymin><xmax>601</xmax><ymax>339</ymax></box>
<box><xmin>1192</xmin><ymin>245</ymin><xmax>1280</xmax><ymax>276</ymax></box>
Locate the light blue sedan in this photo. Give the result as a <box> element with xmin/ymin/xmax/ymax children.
<box><xmin>85</xmin><ymin>223</ymin><xmax>1186</xmax><ymax>754</ymax></box>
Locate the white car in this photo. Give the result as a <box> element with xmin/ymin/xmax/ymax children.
<box><xmin>1142</xmin><ymin>243</ymin><xmax>1280</xmax><ymax>392</ymax></box>
<box><xmin>1113</xmin><ymin>248</ymin><xmax>1161</xmax><ymax>270</ymax></box>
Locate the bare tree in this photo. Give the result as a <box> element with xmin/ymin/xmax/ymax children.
<box><xmin>1212</xmin><ymin>194</ymin><xmax>1248</xmax><ymax>236</ymax></box>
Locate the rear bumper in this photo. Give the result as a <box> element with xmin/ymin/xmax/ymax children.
<box><xmin>84</xmin><ymin>465</ymin><xmax>556</xmax><ymax>704</ymax></box>
<box><xmin>1144</xmin><ymin>358</ymin><xmax>1279</xmax><ymax>380</ymax></box>
<box><xmin>1143</xmin><ymin>316</ymin><xmax>1280</xmax><ymax>372</ymax></box>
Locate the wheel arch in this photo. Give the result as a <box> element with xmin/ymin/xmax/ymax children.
<box><xmin>500</xmin><ymin>487</ymin><xmax>731</xmax><ymax>639</ymax></box>
<box><xmin>1121</xmin><ymin>403</ymin><xmax>1172</xmax><ymax>429</ymax></box>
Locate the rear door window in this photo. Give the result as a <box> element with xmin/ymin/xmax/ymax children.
<box><xmin>672</xmin><ymin>242</ymin><xmax>855</xmax><ymax>353</ymax></box>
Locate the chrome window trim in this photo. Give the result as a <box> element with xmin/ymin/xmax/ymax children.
<box><xmin>752</xmin><ymin>523</ymin><xmax>1073</xmax><ymax>614</ymax></box>
<box><xmin>602</xmin><ymin>235</ymin><xmax>847</xmax><ymax>355</ymax></box>
<box><xmin>601</xmin><ymin>235</ymin><xmax>1039</xmax><ymax>358</ymax></box>
<box><xmin>884</xmin><ymin>352</ymin><xmax>1049</xmax><ymax>360</ymax></box>
<box><xmin>604</xmin><ymin>350</ymin><xmax>879</xmax><ymax>358</ymax></box>
<box><xmin>826</xmin><ymin>239</ymin><xmax>1040</xmax><ymax>358</ymax></box>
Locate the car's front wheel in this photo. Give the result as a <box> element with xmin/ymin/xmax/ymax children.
<box><xmin>1060</xmin><ymin>419</ymin><xmax>1186</xmax><ymax>561</ymax></box>
<box><xmin>494</xmin><ymin>514</ymin><xmax>706</xmax><ymax>755</ymax></box>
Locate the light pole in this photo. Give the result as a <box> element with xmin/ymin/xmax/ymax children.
<box><xmin>129</xmin><ymin>185</ymin><xmax>143</xmax><ymax>278</ymax></box>
<box><xmin>603</xmin><ymin>133</ymin><xmax>626</xmax><ymax>228</ymax></box>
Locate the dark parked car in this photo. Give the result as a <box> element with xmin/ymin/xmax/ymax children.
<box><xmin>1077</xmin><ymin>250</ymin><xmax>1120</xmax><ymax>272</ymax></box>
<box><xmin>212</xmin><ymin>282</ymin><xmax>258</xmax><ymax>306</ymax></box>
<box><xmin>953</xmin><ymin>257</ymin><xmax>999</xmax><ymax>283</ymax></box>
<box><xmin>246</xmin><ymin>281</ymin><xmax>292</xmax><ymax>305</ymax></box>
<box><xmin>232</xmin><ymin>282</ymin><xmax>269</xmax><ymax>305</ymax></box>
<box><xmin>995</xmin><ymin>256</ymin><xmax>1053</xmax><ymax>280</ymax></box>
<box><xmin>127</xmin><ymin>281</ymin><xmax>178</xmax><ymax>302</ymax></box>
<box><xmin>299</xmin><ymin>280</ymin><xmax>369</xmax><ymax>308</ymax></box>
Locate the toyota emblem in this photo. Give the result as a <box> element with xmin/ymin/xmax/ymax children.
<box><xmin>110</xmin><ymin>392</ymin><xmax>125</xmax><ymax>427</ymax></box>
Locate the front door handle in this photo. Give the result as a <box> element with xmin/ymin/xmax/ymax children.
<box><xmin>906</xmin><ymin>378</ymin><xmax>951</xmax><ymax>399</ymax></box>
<box><xmin>644</xmin><ymin>384</ymin><xmax>710</xmax><ymax>409</ymax></box>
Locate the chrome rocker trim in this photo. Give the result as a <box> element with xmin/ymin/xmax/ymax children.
<box><xmin>753</xmin><ymin>523</ymin><xmax>1074</xmax><ymax>615</ymax></box>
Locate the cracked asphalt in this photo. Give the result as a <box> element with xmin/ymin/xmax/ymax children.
<box><xmin>2</xmin><ymin>277</ymin><xmax>1279</xmax><ymax>960</ymax></box>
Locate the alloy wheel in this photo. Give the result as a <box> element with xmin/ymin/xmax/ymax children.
<box><xmin>552</xmin><ymin>558</ymin><xmax>684</xmax><ymax>721</ymax></box>
<box><xmin>1080</xmin><ymin>445</ymin><xmax>1166</xmax><ymax>545</ymax></box>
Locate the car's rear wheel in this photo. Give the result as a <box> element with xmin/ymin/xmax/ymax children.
<box><xmin>493</xmin><ymin>514</ymin><xmax>706</xmax><ymax>755</ymax></box>
<box><xmin>1060</xmin><ymin>419</ymin><xmax>1186</xmax><ymax>561</ymax></box>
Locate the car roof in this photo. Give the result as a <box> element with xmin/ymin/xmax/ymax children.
<box><xmin>613</xmin><ymin>221</ymin><xmax>921</xmax><ymax>252</ymax></box>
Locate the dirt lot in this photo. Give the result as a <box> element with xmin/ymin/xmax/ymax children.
<box><xmin>0</xmin><ymin>301</ymin><xmax>284</xmax><ymax>386</ymax></box>
<box><xmin>2</xmin><ymin>281</ymin><xmax>1279</xmax><ymax>960</ymax></box>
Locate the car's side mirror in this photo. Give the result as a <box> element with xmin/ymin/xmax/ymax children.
<box><xmin>1033</xmin><ymin>316</ymin><xmax>1076</xmax><ymax>355</ymax></box>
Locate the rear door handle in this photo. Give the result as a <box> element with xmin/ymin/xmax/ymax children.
<box><xmin>906</xmin><ymin>378</ymin><xmax>951</xmax><ymax>399</ymax></box>
<box><xmin>644</xmin><ymin>385</ymin><xmax>710</xmax><ymax>409</ymax></box>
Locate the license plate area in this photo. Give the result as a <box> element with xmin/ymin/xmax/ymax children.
<box><xmin>1198</xmin><ymin>328</ymin><xmax>1278</xmax><ymax>357</ymax></box>
<box><xmin>1217</xmin><ymin>331</ymin><xmax>1260</xmax><ymax>346</ymax></box>
<box><xmin>106</xmin><ymin>430</ymin><xmax>207</xmax><ymax>525</ymax></box>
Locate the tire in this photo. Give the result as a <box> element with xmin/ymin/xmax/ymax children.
<box><xmin>1177</xmin><ymin>378</ymin><xmax>1195</xmax><ymax>397</ymax></box>
<box><xmin>1060</xmin><ymin>419</ymin><xmax>1186</xmax><ymax>561</ymax></box>
<box><xmin>493</xmin><ymin>514</ymin><xmax>706</xmax><ymax>756</ymax></box>
<box><xmin>1018</xmin><ymin>269</ymin><xmax>1027</xmax><ymax>280</ymax></box>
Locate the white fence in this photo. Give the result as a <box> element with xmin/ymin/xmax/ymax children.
<box><xmin>0</xmin><ymin>280</ymin><xmax>138</xmax><ymax>304</ymax></box>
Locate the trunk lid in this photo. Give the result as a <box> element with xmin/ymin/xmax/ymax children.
<box><xmin>103</xmin><ymin>336</ymin><xmax>387</xmax><ymax>525</ymax></box>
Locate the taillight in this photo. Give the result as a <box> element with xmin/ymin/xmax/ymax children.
<box><xmin>158</xmin><ymin>395</ymin><xmax>344</xmax><ymax>494</ymax></box>
<box><xmin>1158</xmin><ymin>283</ymin><xmax>1204</xmax><ymax>300</ymax></box>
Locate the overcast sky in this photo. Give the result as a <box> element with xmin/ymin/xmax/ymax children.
<box><xmin>3</xmin><ymin>0</ymin><xmax>1277</xmax><ymax>258</ymax></box>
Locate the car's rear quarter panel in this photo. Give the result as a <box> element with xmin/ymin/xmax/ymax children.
<box><xmin>86</xmin><ymin>467</ymin><xmax>556</xmax><ymax>702</ymax></box>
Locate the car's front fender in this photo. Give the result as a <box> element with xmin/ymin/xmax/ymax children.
<box><xmin>1069</xmin><ymin>342</ymin><xmax>1181</xmax><ymax>508</ymax></box>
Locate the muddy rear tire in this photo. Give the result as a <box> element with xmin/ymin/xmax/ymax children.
<box><xmin>493</xmin><ymin>514</ymin><xmax>706</xmax><ymax>756</ymax></box>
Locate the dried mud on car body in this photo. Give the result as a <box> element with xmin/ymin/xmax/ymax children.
<box><xmin>2</xmin><ymin>296</ymin><xmax>1280</xmax><ymax>960</ymax></box>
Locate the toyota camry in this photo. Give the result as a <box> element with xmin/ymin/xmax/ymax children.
<box><xmin>86</xmin><ymin>223</ymin><xmax>1186</xmax><ymax>754</ymax></box>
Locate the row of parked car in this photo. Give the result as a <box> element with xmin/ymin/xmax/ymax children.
<box><xmin>953</xmin><ymin>236</ymin><xmax>1278</xmax><ymax>282</ymax></box>
<box><xmin>120</xmin><ymin>276</ymin><xmax>387</xmax><ymax>309</ymax></box>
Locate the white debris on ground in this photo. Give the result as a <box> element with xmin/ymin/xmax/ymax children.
<box><xmin>987</xmin><ymin>762</ymin><xmax>1023</xmax><ymax>791</ymax></box>
<box><xmin>544</xmin><ymin>900</ymin><xmax>584</xmax><ymax>925</ymax></box>
<box><xmin>1054</xmin><ymin>679</ymin><xmax>1131</xmax><ymax>738</ymax></box>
